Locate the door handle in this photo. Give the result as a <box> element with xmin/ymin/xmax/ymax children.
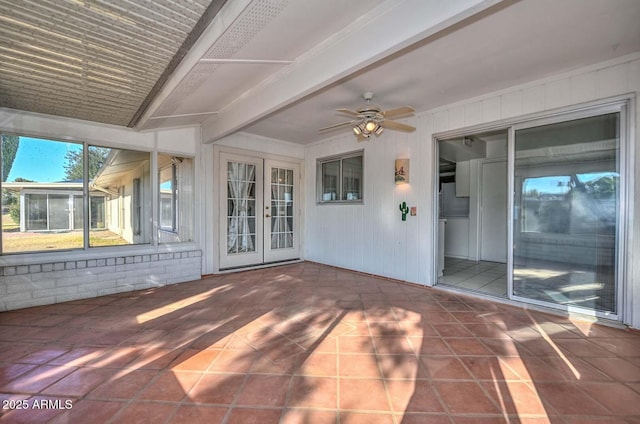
<box><xmin>265</xmin><ymin>214</ymin><xmax>271</xmax><ymax>218</ymax></box>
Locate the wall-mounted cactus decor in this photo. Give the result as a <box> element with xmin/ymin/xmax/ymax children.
<box><xmin>399</xmin><ymin>201</ymin><xmax>409</xmax><ymax>221</ymax></box>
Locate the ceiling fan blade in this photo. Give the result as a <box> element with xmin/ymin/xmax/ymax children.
<box><xmin>383</xmin><ymin>106</ymin><xmax>415</xmax><ymax>119</ymax></box>
<box><xmin>318</xmin><ymin>120</ymin><xmax>356</xmax><ymax>132</ymax></box>
<box><xmin>381</xmin><ymin>120</ymin><xmax>416</xmax><ymax>132</ymax></box>
<box><xmin>336</xmin><ymin>108</ymin><xmax>359</xmax><ymax>116</ymax></box>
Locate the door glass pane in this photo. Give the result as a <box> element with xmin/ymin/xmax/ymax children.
<box><xmin>269</xmin><ymin>166</ymin><xmax>294</xmax><ymax>251</ymax></box>
<box><xmin>513</xmin><ymin>113</ymin><xmax>619</xmax><ymax>313</ymax></box>
<box><xmin>90</xmin><ymin>196</ymin><xmax>105</xmax><ymax>229</ymax></box>
<box><xmin>25</xmin><ymin>194</ymin><xmax>47</xmax><ymax>230</ymax></box>
<box><xmin>48</xmin><ymin>195</ymin><xmax>70</xmax><ymax>230</ymax></box>
<box><xmin>227</xmin><ymin>161</ymin><xmax>256</xmax><ymax>254</ymax></box>
<box><xmin>73</xmin><ymin>196</ymin><xmax>84</xmax><ymax>230</ymax></box>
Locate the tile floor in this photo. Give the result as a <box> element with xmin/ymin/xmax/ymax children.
<box><xmin>513</xmin><ymin>258</ymin><xmax>616</xmax><ymax>313</ymax></box>
<box><xmin>1</xmin><ymin>262</ymin><xmax>640</xmax><ymax>423</ymax></box>
<box><xmin>439</xmin><ymin>258</ymin><xmax>508</xmax><ymax>297</ymax></box>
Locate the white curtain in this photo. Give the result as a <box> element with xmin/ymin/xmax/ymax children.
<box><xmin>227</xmin><ymin>163</ymin><xmax>255</xmax><ymax>253</ymax></box>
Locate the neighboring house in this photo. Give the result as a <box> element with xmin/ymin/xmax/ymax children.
<box><xmin>0</xmin><ymin>0</ymin><xmax>639</xmax><ymax>331</ymax></box>
<box><xmin>2</xmin><ymin>181</ymin><xmax>107</xmax><ymax>233</ymax></box>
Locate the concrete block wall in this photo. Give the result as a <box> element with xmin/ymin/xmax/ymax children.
<box><xmin>0</xmin><ymin>250</ymin><xmax>202</xmax><ymax>311</ymax></box>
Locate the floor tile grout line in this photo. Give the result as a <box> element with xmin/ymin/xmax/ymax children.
<box><xmin>1</xmin><ymin>262</ymin><xmax>640</xmax><ymax>422</ymax></box>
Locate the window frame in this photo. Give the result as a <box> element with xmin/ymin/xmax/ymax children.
<box><xmin>158</xmin><ymin>162</ymin><xmax>178</xmax><ymax>233</ymax></box>
<box><xmin>316</xmin><ymin>150</ymin><xmax>364</xmax><ymax>204</ymax></box>
<box><xmin>0</xmin><ymin>132</ymin><xmax>156</xmax><ymax>255</ymax></box>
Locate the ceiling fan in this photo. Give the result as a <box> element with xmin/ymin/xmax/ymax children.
<box><xmin>318</xmin><ymin>92</ymin><xmax>415</xmax><ymax>141</ymax></box>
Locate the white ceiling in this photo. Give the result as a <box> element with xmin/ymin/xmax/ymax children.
<box><xmin>2</xmin><ymin>0</ymin><xmax>639</xmax><ymax>144</ymax></box>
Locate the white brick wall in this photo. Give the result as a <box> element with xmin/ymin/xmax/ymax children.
<box><xmin>0</xmin><ymin>250</ymin><xmax>202</xmax><ymax>311</ymax></box>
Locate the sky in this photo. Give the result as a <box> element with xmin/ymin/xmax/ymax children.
<box><xmin>523</xmin><ymin>172</ymin><xmax>617</xmax><ymax>195</ymax></box>
<box><xmin>7</xmin><ymin>137</ymin><xmax>82</xmax><ymax>183</ymax></box>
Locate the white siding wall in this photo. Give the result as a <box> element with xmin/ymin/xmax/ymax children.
<box><xmin>305</xmin><ymin>119</ymin><xmax>433</xmax><ymax>284</ymax></box>
<box><xmin>304</xmin><ymin>53</ymin><xmax>640</xmax><ymax>328</ymax></box>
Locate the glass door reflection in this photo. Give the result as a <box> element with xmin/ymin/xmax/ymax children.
<box><xmin>512</xmin><ymin>113</ymin><xmax>620</xmax><ymax>314</ymax></box>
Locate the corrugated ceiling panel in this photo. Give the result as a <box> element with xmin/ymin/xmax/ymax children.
<box><xmin>0</xmin><ymin>0</ymin><xmax>211</xmax><ymax>126</ymax></box>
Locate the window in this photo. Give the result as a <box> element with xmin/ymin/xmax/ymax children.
<box><xmin>133</xmin><ymin>178</ymin><xmax>141</xmax><ymax>236</ymax></box>
<box><xmin>87</xmin><ymin>145</ymin><xmax>150</xmax><ymax>247</ymax></box>
<box><xmin>159</xmin><ymin>163</ymin><xmax>177</xmax><ymax>231</ymax></box>
<box><xmin>317</xmin><ymin>151</ymin><xmax>363</xmax><ymax>203</ymax></box>
<box><xmin>158</xmin><ymin>154</ymin><xmax>194</xmax><ymax>243</ymax></box>
<box><xmin>0</xmin><ymin>134</ymin><xmax>151</xmax><ymax>254</ymax></box>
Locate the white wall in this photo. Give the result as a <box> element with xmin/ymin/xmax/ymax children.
<box><xmin>304</xmin><ymin>123</ymin><xmax>433</xmax><ymax>284</ymax></box>
<box><xmin>304</xmin><ymin>53</ymin><xmax>640</xmax><ymax>328</ymax></box>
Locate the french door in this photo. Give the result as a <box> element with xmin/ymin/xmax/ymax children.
<box><xmin>219</xmin><ymin>152</ymin><xmax>300</xmax><ymax>269</ymax></box>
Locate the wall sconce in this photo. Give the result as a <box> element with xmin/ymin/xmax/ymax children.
<box><xmin>395</xmin><ymin>159</ymin><xmax>409</xmax><ymax>184</ymax></box>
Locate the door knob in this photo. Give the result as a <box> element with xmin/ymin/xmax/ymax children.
<box><xmin>265</xmin><ymin>214</ymin><xmax>271</xmax><ymax>218</ymax></box>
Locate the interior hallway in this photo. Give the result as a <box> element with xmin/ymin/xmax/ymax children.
<box><xmin>1</xmin><ymin>262</ymin><xmax>640</xmax><ymax>423</ymax></box>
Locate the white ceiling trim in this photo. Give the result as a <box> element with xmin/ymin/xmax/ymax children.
<box><xmin>199</xmin><ymin>58</ymin><xmax>293</xmax><ymax>64</ymax></box>
<box><xmin>149</xmin><ymin>111</ymin><xmax>219</xmax><ymax>120</ymax></box>
<box><xmin>200</xmin><ymin>0</ymin><xmax>505</xmax><ymax>143</ymax></box>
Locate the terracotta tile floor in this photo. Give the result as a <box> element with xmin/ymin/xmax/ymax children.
<box><xmin>1</xmin><ymin>262</ymin><xmax>640</xmax><ymax>423</ymax></box>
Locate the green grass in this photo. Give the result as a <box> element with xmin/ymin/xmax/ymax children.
<box><xmin>2</xmin><ymin>228</ymin><xmax>128</xmax><ymax>253</ymax></box>
<box><xmin>2</xmin><ymin>212</ymin><xmax>19</xmax><ymax>231</ymax></box>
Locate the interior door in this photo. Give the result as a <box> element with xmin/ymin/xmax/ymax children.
<box><xmin>219</xmin><ymin>153</ymin><xmax>299</xmax><ymax>269</ymax></box>
<box><xmin>480</xmin><ymin>160</ymin><xmax>507</xmax><ymax>262</ymax></box>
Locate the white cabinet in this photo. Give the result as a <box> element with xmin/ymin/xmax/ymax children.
<box><xmin>444</xmin><ymin>217</ymin><xmax>470</xmax><ymax>259</ymax></box>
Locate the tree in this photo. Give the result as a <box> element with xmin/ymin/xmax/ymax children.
<box><xmin>585</xmin><ymin>175</ymin><xmax>618</xmax><ymax>199</ymax></box>
<box><xmin>63</xmin><ymin>147</ymin><xmax>110</xmax><ymax>181</ymax></box>
<box><xmin>1</xmin><ymin>134</ymin><xmax>20</xmax><ymax>182</ymax></box>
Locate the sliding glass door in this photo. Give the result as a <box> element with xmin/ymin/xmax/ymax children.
<box><xmin>511</xmin><ymin>111</ymin><xmax>622</xmax><ymax>316</ymax></box>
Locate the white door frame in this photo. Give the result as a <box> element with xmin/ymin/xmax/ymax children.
<box><xmin>217</xmin><ymin>149</ymin><xmax>302</xmax><ymax>270</ymax></box>
<box><xmin>431</xmin><ymin>96</ymin><xmax>632</xmax><ymax>323</ymax></box>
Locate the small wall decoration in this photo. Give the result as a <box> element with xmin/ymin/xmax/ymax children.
<box><xmin>399</xmin><ymin>201</ymin><xmax>409</xmax><ymax>221</ymax></box>
<box><xmin>395</xmin><ymin>159</ymin><xmax>409</xmax><ymax>184</ymax></box>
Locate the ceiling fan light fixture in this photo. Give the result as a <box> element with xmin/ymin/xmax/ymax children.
<box><xmin>365</xmin><ymin>120</ymin><xmax>377</xmax><ymax>133</ymax></box>
<box><xmin>319</xmin><ymin>92</ymin><xmax>415</xmax><ymax>138</ymax></box>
